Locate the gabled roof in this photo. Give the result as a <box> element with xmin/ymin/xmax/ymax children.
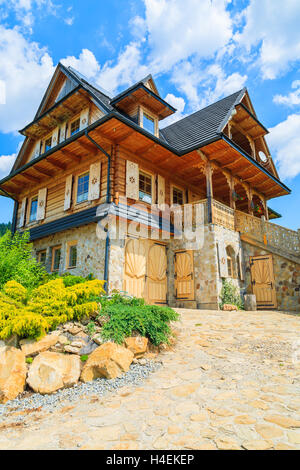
<box><xmin>160</xmin><ymin>89</ymin><xmax>246</xmax><ymax>152</ymax></box>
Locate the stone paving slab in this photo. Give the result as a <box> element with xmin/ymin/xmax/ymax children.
<box><xmin>0</xmin><ymin>309</ymin><xmax>299</xmax><ymax>450</ymax></box>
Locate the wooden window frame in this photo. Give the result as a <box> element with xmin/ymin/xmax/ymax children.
<box><xmin>69</xmin><ymin>115</ymin><xmax>80</xmax><ymax>138</ymax></box>
<box><xmin>66</xmin><ymin>240</ymin><xmax>78</xmax><ymax>269</ymax></box>
<box><xmin>139</xmin><ymin>106</ymin><xmax>159</xmax><ymax>137</ymax></box>
<box><xmin>139</xmin><ymin>169</ymin><xmax>154</xmax><ymax>205</ymax></box>
<box><xmin>29</xmin><ymin>195</ymin><xmax>38</xmax><ymax>224</ymax></box>
<box><xmin>226</xmin><ymin>246</ymin><xmax>236</xmax><ymax>279</ymax></box>
<box><xmin>42</xmin><ymin>132</ymin><xmax>53</xmax><ymax>153</ymax></box>
<box><xmin>170</xmin><ymin>184</ymin><xmax>186</xmax><ymax>206</ymax></box>
<box><xmin>75</xmin><ymin>171</ymin><xmax>90</xmax><ymax>205</ymax></box>
<box><xmin>51</xmin><ymin>245</ymin><xmax>62</xmax><ymax>272</ymax></box>
<box><xmin>37</xmin><ymin>249</ymin><xmax>47</xmax><ymax>265</ymax></box>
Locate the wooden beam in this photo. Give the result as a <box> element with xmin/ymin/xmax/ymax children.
<box><xmin>32</xmin><ymin>166</ymin><xmax>54</xmax><ymax>178</ymax></box>
<box><xmin>21</xmin><ymin>173</ymin><xmax>41</xmax><ymax>184</ymax></box>
<box><xmin>61</xmin><ymin>149</ymin><xmax>82</xmax><ymax>163</ymax></box>
<box><xmin>77</xmin><ymin>140</ymin><xmax>98</xmax><ymax>155</ymax></box>
<box><xmin>46</xmin><ymin>157</ymin><xmax>66</xmax><ymax>171</ymax></box>
<box><xmin>114</xmin><ymin>130</ymin><xmax>135</xmax><ymax>144</ymax></box>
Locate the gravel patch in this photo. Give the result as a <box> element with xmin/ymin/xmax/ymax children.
<box><xmin>0</xmin><ymin>360</ymin><xmax>161</xmax><ymax>420</ymax></box>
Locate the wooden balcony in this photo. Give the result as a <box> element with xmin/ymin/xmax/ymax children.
<box><xmin>191</xmin><ymin>198</ymin><xmax>235</xmax><ymax>231</ymax></box>
<box><xmin>190</xmin><ymin>199</ymin><xmax>300</xmax><ymax>257</ymax></box>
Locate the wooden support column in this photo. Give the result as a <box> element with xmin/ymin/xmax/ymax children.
<box><xmin>230</xmin><ymin>176</ymin><xmax>236</xmax><ymax>210</ymax></box>
<box><xmin>247</xmin><ymin>186</ymin><xmax>253</xmax><ymax>216</ymax></box>
<box><xmin>205</xmin><ymin>162</ymin><xmax>213</xmax><ymax>224</ymax></box>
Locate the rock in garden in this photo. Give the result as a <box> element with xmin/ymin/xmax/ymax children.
<box><xmin>27</xmin><ymin>351</ymin><xmax>80</xmax><ymax>394</ymax></box>
<box><xmin>64</xmin><ymin>345</ymin><xmax>81</xmax><ymax>354</ymax></box>
<box><xmin>81</xmin><ymin>342</ymin><xmax>134</xmax><ymax>382</ymax></box>
<box><xmin>0</xmin><ymin>347</ymin><xmax>27</xmax><ymax>403</ymax></box>
<box><xmin>222</xmin><ymin>304</ymin><xmax>238</xmax><ymax>311</ymax></box>
<box><xmin>124</xmin><ymin>336</ymin><xmax>148</xmax><ymax>357</ymax></box>
<box><xmin>79</xmin><ymin>341</ymin><xmax>98</xmax><ymax>356</ymax></box>
<box><xmin>20</xmin><ymin>331</ymin><xmax>61</xmax><ymax>357</ymax></box>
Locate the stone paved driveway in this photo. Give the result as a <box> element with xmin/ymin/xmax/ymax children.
<box><xmin>1</xmin><ymin>309</ymin><xmax>300</xmax><ymax>450</ymax></box>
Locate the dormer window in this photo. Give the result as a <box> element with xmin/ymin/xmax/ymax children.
<box><xmin>70</xmin><ymin>118</ymin><xmax>80</xmax><ymax>136</ymax></box>
<box><xmin>139</xmin><ymin>107</ymin><xmax>158</xmax><ymax>136</ymax></box>
<box><xmin>143</xmin><ymin>113</ymin><xmax>155</xmax><ymax>135</ymax></box>
<box><xmin>44</xmin><ymin>137</ymin><xmax>52</xmax><ymax>152</ymax></box>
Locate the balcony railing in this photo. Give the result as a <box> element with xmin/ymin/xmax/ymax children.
<box><xmin>190</xmin><ymin>200</ymin><xmax>300</xmax><ymax>257</ymax></box>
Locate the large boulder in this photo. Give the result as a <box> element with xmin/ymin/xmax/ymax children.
<box><xmin>81</xmin><ymin>342</ymin><xmax>134</xmax><ymax>382</ymax></box>
<box><xmin>27</xmin><ymin>351</ymin><xmax>80</xmax><ymax>394</ymax></box>
<box><xmin>124</xmin><ymin>336</ymin><xmax>148</xmax><ymax>357</ymax></box>
<box><xmin>20</xmin><ymin>331</ymin><xmax>61</xmax><ymax>357</ymax></box>
<box><xmin>0</xmin><ymin>347</ymin><xmax>27</xmax><ymax>404</ymax></box>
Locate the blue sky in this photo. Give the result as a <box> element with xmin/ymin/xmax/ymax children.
<box><xmin>0</xmin><ymin>0</ymin><xmax>299</xmax><ymax>229</ymax></box>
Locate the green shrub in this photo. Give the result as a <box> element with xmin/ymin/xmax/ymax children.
<box><xmin>99</xmin><ymin>292</ymin><xmax>179</xmax><ymax>346</ymax></box>
<box><xmin>0</xmin><ymin>231</ymin><xmax>47</xmax><ymax>290</ymax></box>
<box><xmin>80</xmin><ymin>355</ymin><xmax>89</xmax><ymax>362</ymax></box>
<box><xmin>219</xmin><ymin>279</ymin><xmax>244</xmax><ymax>310</ymax></box>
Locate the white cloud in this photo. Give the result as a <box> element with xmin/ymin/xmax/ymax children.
<box><xmin>0</xmin><ymin>153</ymin><xmax>16</xmax><ymax>179</ymax></box>
<box><xmin>161</xmin><ymin>93</ymin><xmax>186</xmax><ymax>127</ymax></box>
<box><xmin>143</xmin><ymin>0</ymin><xmax>232</xmax><ymax>72</ymax></box>
<box><xmin>0</xmin><ymin>1</ymin><xmax>58</xmax><ymax>30</ymax></box>
<box><xmin>236</xmin><ymin>0</ymin><xmax>300</xmax><ymax>79</ymax></box>
<box><xmin>268</xmin><ymin>114</ymin><xmax>300</xmax><ymax>179</ymax></box>
<box><xmin>96</xmin><ymin>42</ymin><xmax>149</xmax><ymax>95</ymax></box>
<box><xmin>0</xmin><ymin>25</ymin><xmax>54</xmax><ymax>134</ymax></box>
<box><xmin>171</xmin><ymin>61</ymin><xmax>247</xmax><ymax>110</ymax></box>
<box><xmin>273</xmin><ymin>80</ymin><xmax>300</xmax><ymax>106</ymax></box>
<box><xmin>61</xmin><ymin>49</ymin><xmax>100</xmax><ymax>79</ymax></box>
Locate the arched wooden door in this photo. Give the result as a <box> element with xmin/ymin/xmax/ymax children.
<box><xmin>250</xmin><ymin>254</ymin><xmax>277</xmax><ymax>309</ymax></box>
<box><xmin>175</xmin><ymin>250</ymin><xmax>194</xmax><ymax>300</ymax></box>
<box><xmin>123</xmin><ymin>238</ymin><xmax>147</xmax><ymax>299</ymax></box>
<box><xmin>147</xmin><ymin>243</ymin><xmax>167</xmax><ymax>305</ymax></box>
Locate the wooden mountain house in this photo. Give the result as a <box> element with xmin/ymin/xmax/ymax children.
<box><xmin>0</xmin><ymin>64</ymin><xmax>299</xmax><ymax>311</ymax></box>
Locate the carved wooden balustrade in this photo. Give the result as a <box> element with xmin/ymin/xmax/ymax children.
<box><xmin>191</xmin><ymin>199</ymin><xmax>235</xmax><ymax>231</ymax></box>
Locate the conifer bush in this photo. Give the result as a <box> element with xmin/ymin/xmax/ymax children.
<box><xmin>0</xmin><ymin>279</ymin><xmax>105</xmax><ymax>341</ymax></box>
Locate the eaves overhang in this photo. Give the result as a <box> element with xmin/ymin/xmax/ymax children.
<box><xmin>0</xmin><ymin>110</ymin><xmax>291</xmax><ymax>198</ymax></box>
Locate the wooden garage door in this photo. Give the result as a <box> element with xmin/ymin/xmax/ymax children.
<box><xmin>147</xmin><ymin>243</ymin><xmax>167</xmax><ymax>305</ymax></box>
<box><xmin>175</xmin><ymin>250</ymin><xmax>194</xmax><ymax>300</ymax></box>
<box><xmin>250</xmin><ymin>254</ymin><xmax>277</xmax><ymax>309</ymax></box>
<box><xmin>123</xmin><ymin>238</ymin><xmax>147</xmax><ymax>299</ymax></box>
<box><xmin>123</xmin><ymin>239</ymin><xmax>167</xmax><ymax>304</ymax></box>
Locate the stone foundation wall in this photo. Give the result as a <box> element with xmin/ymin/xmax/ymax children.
<box><xmin>213</xmin><ymin>225</ymin><xmax>245</xmax><ymax>298</ymax></box>
<box><xmin>32</xmin><ymin>223</ymin><xmax>106</xmax><ymax>280</ymax></box>
<box><xmin>242</xmin><ymin>241</ymin><xmax>300</xmax><ymax>312</ymax></box>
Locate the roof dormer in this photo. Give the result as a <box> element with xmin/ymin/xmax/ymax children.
<box><xmin>110</xmin><ymin>75</ymin><xmax>176</xmax><ymax>134</ymax></box>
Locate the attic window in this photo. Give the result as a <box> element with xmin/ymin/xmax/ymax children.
<box><xmin>70</xmin><ymin>118</ymin><xmax>80</xmax><ymax>136</ymax></box>
<box><xmin>143</xmin><ymin>113</ymin><xmax>155</xmax><ymax>135</ymax></box>
<box><xmin>44</xmin><ymin>137</ymin><xmax>52</xmax><ymax>152</ymax></box>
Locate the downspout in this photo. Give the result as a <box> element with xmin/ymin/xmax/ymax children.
<box><xmin>0</xmin><ymin>187</ymin><xmax>18</xmax><ymax>234</ymax></box>
<box><xmin>84</xmin><ymin>130</ymin><xmax>111</xmax><ymax>292</ymax></box>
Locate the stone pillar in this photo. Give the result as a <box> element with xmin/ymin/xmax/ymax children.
<box><xmin>261</xmin><ymin>215</ymin><xmax>267</xmax><ymax>245</ymax></box>
<box><xmin>298</xmin><ymin>229</ymin><xmax>300</xmax><ymax>252</ymax></box>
